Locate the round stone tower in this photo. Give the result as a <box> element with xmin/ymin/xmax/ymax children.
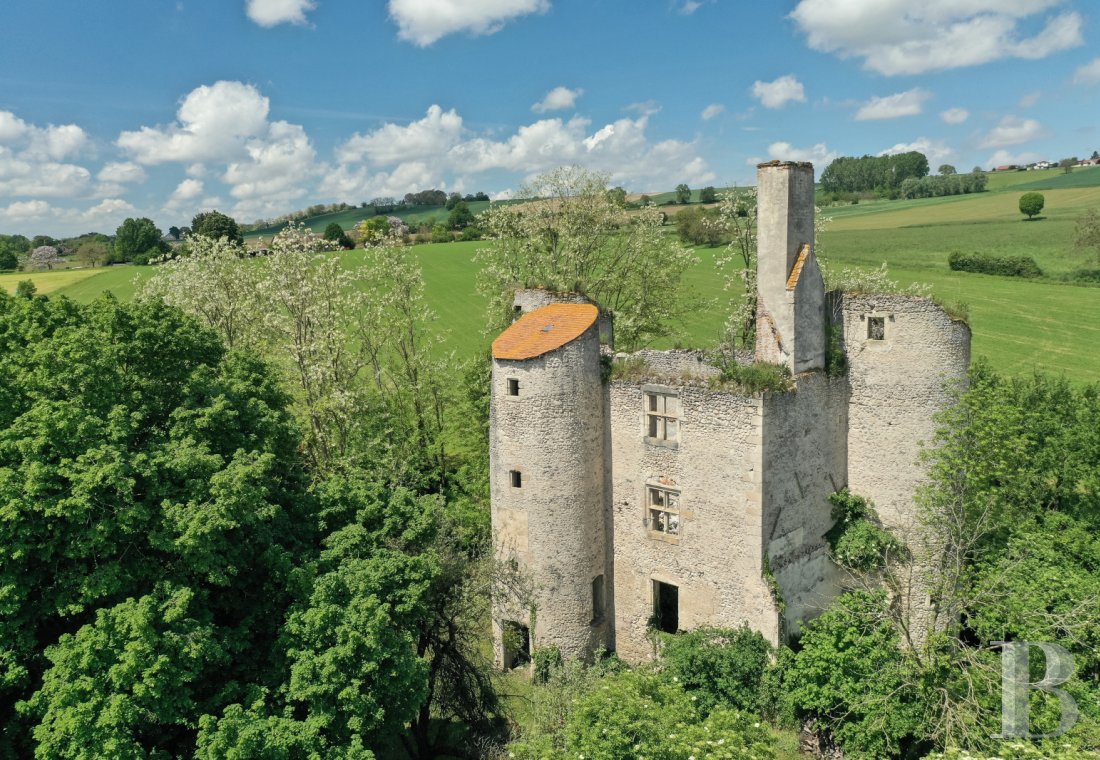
<box><xmin>490</xmin><ymin>303</ymin><xmax>609</xmax><ymax>665</ymax></box>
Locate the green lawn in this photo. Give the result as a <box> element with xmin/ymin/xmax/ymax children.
<box><xmin>0</xmin><ymin>267</ymin><xmax>103</xmax><ymax>295</ymax></box>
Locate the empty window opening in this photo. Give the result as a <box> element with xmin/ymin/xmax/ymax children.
<box><xmin>502</xmin><ymin>621</ymin><xmax>531</xmax><ymax>670</ymax></box>
<box><xmin>592</xmin><ymin>575</ymin><xmax>606</xmax><ymax>622</ymax></box>
<box><xmin>507</xmin><ymin>378</ymin><xmax>520</xmax><ymax>396</ymax></box>
<box><xmin>867</xmin><ymin>316</ymin><xmax>886</xmax><ymax>341</ymax></box>
<box><xmin>647</xmin><ymin>485</ymin><xmax>681</xmax><ymax>536</ymax></box>
<box><xmin>653</xmin><ymin>580</ymin><xmax>679</xmax><ymax>634</ymax></box>
<box><xmin>509</xmin><ymin>470</ymin><xmax>522</xmax><ymax>488</ymax></box>
<box><xmin>645</xmin><ymin>392</ymin><xmax>680</xmax><ymax>442</ymax></box>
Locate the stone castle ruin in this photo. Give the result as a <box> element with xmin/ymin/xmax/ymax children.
<box><xmin>489</xmin><ymin>161</ymin><xmax>971</xmax><ymax>666</ymax></box>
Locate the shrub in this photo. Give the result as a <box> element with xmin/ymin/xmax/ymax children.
<box><xmin>430</xmin><ymin>224</ymin><xmax>453</xmax><ymax>244</ymax></box>
<box><xmin>715</xmin><ymin>361</ymin><xmax>793</xmax><ymax>394</ymax></box>
<box><xmin>1067</xmin><ymin>268</ymin><xmax>1100</xmax><ymax>284</ymax></box>
<box><xmin>824</xmin><ymin>489</ymin><xmax>904</xmax><ymax>572</ymax></box>
<box><xmin>531</xmin><ymin>646</ymin><xmax>562</xmax><ymax>685</ymax></box>
<box><xmin>1019</xmin><ymin>191</ymin><xmax>1045</xmax><ymax>220</ymax></box>
<box><xmin>460</xmin><ymin>225</ymin><xmax>482</xmax><ymax>241</ymax></box>
<box><xmin>658</xmin><ymin>625</ymin><xmax>772</xmax><ymax>714</ymax></box>
<box><xmin>786</xmin><ymin>591</ymin><xmax>929</xmax><ymax>759</ymax></box>
<box><xmin>948</xmin><ymin>251</ymin><xmax>1042</xmax><ymax>278</ymax></box>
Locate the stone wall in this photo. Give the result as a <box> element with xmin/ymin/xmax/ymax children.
<box><xmin>490</xmin><ymin>322</ymin><xmax>610</xmax><ymax>664</ymax></box>
<box><xmin>762</xmin><ymin>372</ymin><xmax>848</xmax><ymax>636</ymax></box>
<box><xmin>842</xmin><ymin>295</ymin><xmax>970</xmax><ymax>533</ymax></box>
<box><xmin>608</xmin><ymin>380</ymin><xmax>778</xmax><ymax>660</ymax></box>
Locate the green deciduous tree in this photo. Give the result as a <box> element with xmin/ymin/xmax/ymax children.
<box><xmin>191</xmin><ymin>210</ymin><xmax>243</xmax><ymax>244</ymax></box>
<box><xmin>938</xmin><ymin>164</ymin><xmax>957</xmax><ymax>175</ymax></box>
<box><xmin>675</xmin><ymin>182</ymin><xmax>692</xmax><ymax>204</ymax></box>
<box><xmin>1019</xmin><ymin>191</ymin><xmax>1045</xmax><ymax>220</ymax></box>
<box><xmin>700</xmin><ymin>185</ymin><xmax>718</xmax><ymax>203</ymax></box>
<box><xmin>478</xmin><ymin>166</ymin><xmax>698</xmax><ymax>350</ymax></box>
<box><xmin>113</xmin><ymin>217</ymin><xmax>167</xmax><ymax>263</ymax></box>
<box><xmin>447</xmin><ymin>200</ymin><xmax>474</xmax><ymax>230</ymax></box>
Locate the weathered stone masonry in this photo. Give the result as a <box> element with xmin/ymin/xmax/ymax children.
<box><xmin>490</xmin><ymin>161</ymin><xmax>971</xmax><ymax>666</ymax></box>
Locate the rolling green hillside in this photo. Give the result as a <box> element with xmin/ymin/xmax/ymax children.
<box><xmin>243</xmin><ymin>200</ymin><xmax>494</xmax><ymax>240</ymax></box>
<box><xmin>6</xmin><ymin>178</ymin><xmax>1100</xmax><ymax>383</ymax></box>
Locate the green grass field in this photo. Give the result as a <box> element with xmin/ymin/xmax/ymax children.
<box><xmin>6</xmin><ymin>175</ymin><xmax>1100</xmax><ymax>383</ymax></box>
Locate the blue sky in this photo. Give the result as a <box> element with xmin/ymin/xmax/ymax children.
<box><xmin>0</xmin><ymin>0</ymin><xmax>1097</xmax><ymax>236</ymax></box>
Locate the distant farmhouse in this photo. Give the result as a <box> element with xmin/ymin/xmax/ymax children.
<box><xmin>488</xmin><ymin>162</ymin><xmax>971</xmax><ymax>666</ymax></box>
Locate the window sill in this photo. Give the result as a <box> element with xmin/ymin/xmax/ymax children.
<box><xmin>644</xmin><ymin>436</ymin><xmax>679</xmax><ymax>450</ymax></box>
<box><xmin>647</xmin><ymin>531</ymin><xmax>680</xmax><ymax>545</ymax></box>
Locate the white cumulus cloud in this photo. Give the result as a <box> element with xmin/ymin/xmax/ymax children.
<box><xmin>246</xmin><ymin>0</ymin><xmax>316</xmax><ymax>27</ymax></box>
<box><xmin>1074</xmin><ymin>58</ymin><xmax>1100</xmax><ymax>85</ymax></box>
<box><xmin>0</xmin><ymin>200</ymin><xmax>57</xmax><ymax>222</ymax></box>
<box><xmin>751</xmin><ymin>75</ymin><xmax>806</xmax><ymax>109</ymax></box>
<box><xmin>388</xmin><ymin>0</ymin><xmax>550</xmax><ymax>46</ymax></box>
<box><xmin>532</xmin><ymin>86</ymin><xmax>583</xmax><ymax>113</ymax></box>
<box><xmin>979</xmin><ymin>116</ymin><xmax>1046</xmax><ymax>148</ymax></box>
<box><xmin>753</xmin><ymin>142</ymin><xmax>837</xmax><ymax>167</ymax></box>
<box><xmin>790</xmin><ymin>0</ymin><xmax>1083</xmax><ymax>76</ymax></box>
<box><xmin>940</xmin><ymin>108</ymin><xmax>970</xmax><ymax>125</ymax></box>
<box><xmin>879</xmin><ymin>138</ymin><xmax>954</xmax><ymax>168</ymax></box>
<box><xmin>118</xmin><ymin>81</ymin><xmax>271</xmax><ymax>165</ymax></box>
<box><xmin>336</xmin><ymin>105</ymin><xmax>464</xmax><ymax>165</ymax></box>
<box><xmin>855</xmin><ymin>88</ymin><xmax>930</xmax><ymax>121</ymax></box>
<box><xmin>98</xmin><ymin>162</ymin><xmax>147</xmax><ymax>184</ymax></box>
<box><xmin>700</xmin><ymin>104</ymin><xmax>725</xmax><ymax>121</ymax></box>
<box><xmin>987</xmin><ymin>149</ymin><xmax>1043</xmax><ymax>167</ymax></box>
<box><xmin>81</xmin><ymin>199</ymin><xmax>137</xmax><ymax>223</ymax></box>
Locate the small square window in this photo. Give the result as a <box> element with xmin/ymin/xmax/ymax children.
<box><xmin>509</xmin><ymin>470</ymin><xmax>522</xmax><ymax>488</ymax></box>
<box><xmin>645</xmin><ymin>392</ymin><xmax>680</xmax><ymax>442</ymax></box>
<box><xmin>647</xmin><ymin>484</ymin><xmax>681</xmax><ymax>536</ymax></box>
<box><xmin>507</xmin><ymin>378</ymin><xmax>520</xmax><ymax>396</ymax></box>
<box><xmin>867</xmin><ymin>316</ymin><xmax>886</xmax><ymax>341</ymax></box>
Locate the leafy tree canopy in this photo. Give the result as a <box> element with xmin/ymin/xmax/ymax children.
<box><xmin>191</xmin><ymin>210</ymin><xmax>243</xmax><ymax>244</ymax></box>
<box><xmin>1019</xmin><ymin>191</ymin><xmax>1045</xmax><ymax>220</ymax></box>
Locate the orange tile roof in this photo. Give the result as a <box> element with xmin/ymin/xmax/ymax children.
<box><xmin>786</xmin><ymin>243</ymin><xmax>812</xmax><ymax>290</ymax></box>
<box><xmin>492</xmin><ymin>303</ymin><xmax>599</xmax><ymax>361</ymax></box>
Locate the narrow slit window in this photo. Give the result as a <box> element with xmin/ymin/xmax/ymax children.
<box><xmin>509</xmin><ymin>470</ymin><xmax>522</xmax><ymax>488</ymax></box>
<box><xmin>592</xmin><ymin>575</ymin><xmax>605</xmax><ymax>622</ymax></box>
<box><xmin>867</xmin><ymin>316</ymin><xmax>886</xmax><ymax>341</ymax></box>
<box><xmin>507</xmin><ymin>378</ymin><xmax>520</xmax><ymax>396</ymax></box>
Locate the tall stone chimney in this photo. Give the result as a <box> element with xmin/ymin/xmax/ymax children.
<box><xmin>755</xmin><ymin>161</ymin><xmax>825</xmax><ymax>374</ymax></box>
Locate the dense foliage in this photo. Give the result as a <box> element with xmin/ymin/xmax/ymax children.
<box><xmin>507</xmin><ymin>666</ymin><xmax>777</xmax><ymax>759</ymax></box>
<box><xmin>477</xmin><ymin>166</ymin><xmax>698</xmax><ymax>350</ymax></box>
<box><xmin>191</xmin><ymin>210</ymin><xmax>243</xmax><ymax>245</ymax></box>
<box><xmin>899</xmin><ymin>171</ymin><xmax>987</xmax><ymax>199</ymax></box>
<box><xmin>948</xmin><ymin>251</ymin><xmax>1043</xmax><ymax>278</ymax></box>
<box><xmin>658</xmin><ymin>626</ymin><xmax>772</xmax><ymax>714</ymax></box>
<box><xmin>0</xmin><ymin>255</ymin><xmax>496</xmax><ymax>757</ymax></box>
<box><xmin>781</xmin><ymin>366</ymin><xmax>1100</xmax><ymax>758</ymax></box>
<box><xmin>820</xmin><ymin>151</ymin><xmax>930</xmax><ymax>195</ymax></box>
<box><xmin>113</xmin><ymin>217</ymin><xmax>168</xmax><ymax>264</ymax></box>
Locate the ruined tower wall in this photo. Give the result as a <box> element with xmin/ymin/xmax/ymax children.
<box><xmin>843</xmin><ymin>295</ymin><xmax>970</xmax><ymax>535</ymax></box>
<box><xmin>755</xmin><ymin>161</ymin><xmax>825</xmax><ymax>373</ymax></box>
<box><xmin>761</xmin><ymin>373</ymin><xmax>848</xmax><ymax>636</ymax></box>
<box><xmin>490</xmin><ymin>323</ymin><xmax>609</xmax><ymax>662</ymax></box>
<box><xmin>608</xmin><ymin>381</ymin><xmax>778</xmax><ymax>661</ymax></box>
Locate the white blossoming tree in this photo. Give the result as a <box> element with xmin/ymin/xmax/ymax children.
<box><xmin>29</xmin><ymin>245</ymin><xmax>63</xmax><ymax>271</ymax></box>
<box><xmin>477</xmin><ymin>166</ymin><xmax>699</xmax><ymax>351</ymax></box>
<box><xmin>141</xmin><ymin>223</ymin><xmax>450</xmax><ymax>479</ymax></box>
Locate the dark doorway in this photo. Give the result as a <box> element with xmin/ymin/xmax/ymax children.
<box><xmin>502</xmin><ymin>621</ymin><xmax>531</xmax><ymax>669</ymax></box>
<box><xmin>653</xmin><ymin>580</ymin><xmax>679</xmax><ymax>634</ymax></box>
